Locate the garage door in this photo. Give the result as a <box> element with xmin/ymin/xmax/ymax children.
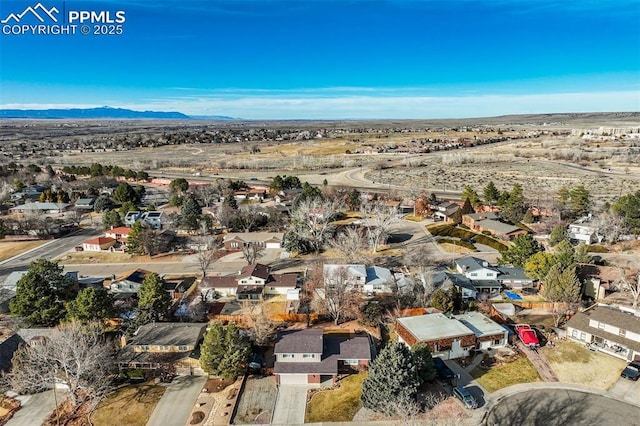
<box><xmin>266</xmin><ymin>243</ymin><xmax>281</xmax><ymax>249</ymax></box>
<box><xmin>278</xmin><ymin>374</ymin><xmax>308</xmax><ymax>385</ymax></box>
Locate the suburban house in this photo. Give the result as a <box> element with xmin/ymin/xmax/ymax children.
<box><xmin>0</xmin><ymin>271</ymin><xmax>27</xmax><ymax>312</ymax></box>
<box><xmin>568</xmin><ymin>215</ymin><xmax>602</xmax><ymax>244</ymax></box>
<box><xmin>124</xmin><ymin>211</ymin><xmax>165</xmax><ymax>229</ymax></box>
<box><xmin>200</xmin><ymin>263</ymin><xmax>298</xmax><ymax>300</ymax></box>
<box><xmin>576</xmin><ymin>264</ymin><xmax>625</xmax><ymax>300</ymax></box>
<box><xmin>107</xmin><ymin>269</ymin><xmax>152</xmax><ymax>294</ymax></box>
<box><xmin>432</xmin><ymin>271</ymin><xmax>478</xmax><ymax>300</ymax></box>
<box><xmin>455</xmin><ymin>257</ymin><xmax>533</xmax><ymax>292</ymax></box>
<box><xmin>117</xmin><ymin>322</ymin><xmax>208</xmax><ymax>375</ymax></box>
<box><xmin>164</xmin><ymin>277</ymin><xmax>197</xmax><ymax>300</ymax></box>
<box><xmin>431</xmin><ymin>201</ymin><xmax>459</xmax><ymax>222</ymax></box>
<box><xmin>462</xmin><ymin>212</ymin><xmax>527</xmax><ymax>240</ymax></box>
<box><xmin>0</xmin><ymin>328</ymin><xmax>56</xmax><ymax>372</ymax></box>
<box><xmin>74</xmin><ymin>198</ymin><xmax>95</xmax><ymax>210</ymax></box>
<box><xmin>82</xmin><ymin>236</ymin><xmax>116</xmax><ymax>252</ymax></box>
<box><xmin>396</xmin><ymin>312</ymin><xmax>508</xmax><ymax>359</ymax></box>
<box><xmin>9</xmin><ymin>202</ymin><xmax>71</xmax><ymax>214</ymax></box>
<box><xmin>105</xmin><ymin>226</ymin><xmax>132</xmax><ymax>242</ymax></box>
<box><xmin>222</xmin><ymin>232</ymin><xmax>284</xmax><ymax>250</ymax></box>
<box><xmin>565</xmin><ymin>304</ymin><xmax>640</xmax><ymax>361</ymax></box>
<box><xmin>273</xmin><ymin>329</ymin><xmax>372</xmax><ymax>385</ymax></box>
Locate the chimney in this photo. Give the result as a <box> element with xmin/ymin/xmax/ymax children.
<box><xmin>111</xmin><ymin>225</ymin><xmax>114</xmax><ymax>230</ymax></box>
<box><xmin>482</xmin><ymin>261</ymin><xmax>488</xmax><ymax>268</ymax></box>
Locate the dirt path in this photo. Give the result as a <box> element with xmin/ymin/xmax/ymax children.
<box><xmin>517</xmin><ymin>342</ymin><xmax>559</xmax><ymax>382</ymax></box>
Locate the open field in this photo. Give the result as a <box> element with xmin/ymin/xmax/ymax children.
<box><xmin>55</xmin><ymin>251</ymin><xmax>189</xmax><ymax>265</ymax></box>
<box><xmin>542</xmin><ymin>341</ymin><xmax>627</xmax><ymax>390</ymax></box>
<box><xmin>90</xmin><ymin>382</ymin><xmax>166</xmax><ymax>426</ymax></box>
<box><xmin>0</xmin><ymin>240</ymin><xmax>48</xmax><ymax>262</ymax></box>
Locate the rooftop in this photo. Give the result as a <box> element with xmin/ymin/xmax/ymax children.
<box><xmin>455</xmin><ymin>312</ymin><xmax>506</xmax><ymax>338</ymax></box>
<box><xmin>496</xmin><ymin>266</ymin><xmax>532</xmax><ymax>282</ymax></box>
<box><xmin>475</xmin><ymin>219</ymin><xmax>523</xmax><ymax>235</ymax></box>
<box><xmin>275</xmin><ymin>329</ymin><xmax>324</xmax><ymax>354</ymax></box>
<box><xmin>239</xmin><ymin>263</ymin><xmax>270</xmax><ymax>280</ymax></box>
<box><xmin>567</xmin><ymin>305</ymin><xmax>640</xmax><ymax>353</ymax></box>
<box><xmin>10</xmin><ymin>202</ymin><xmax>70</xmax><ymax>211</ymax></box>
<box><xmin>323</xmin><ymin>264</ymin><xmax>367</xmax><ymax>279</ymax></box>
<box><xmin>397</xmin><ymin>313</ymin><xmax>474</xmax><ymax>342</ymax></box>
<box><xmin>465</xmin><ymin>212</ymin><xmax>499</xmax><ymax>221</ymax></box>
<box><xmin>131</xmin><ymin>322</ymin><xmax>207</xmax><ymax>347</ymax></box>
<box><xmin>223</xmin><ymin>232</ymin><xmax>284</xmax><ymax>243</ymax></box>
<box><xmin>456</xmin><ymin>257</ymin><xmax>498</xmax><ymax>272</ymax></box>
<box><xmin>84</xmin><ymin>237</ymin><xmax>116</xmax><ymax>245</ymax></box>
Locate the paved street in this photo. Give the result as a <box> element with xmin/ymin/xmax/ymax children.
<box><xmin>7</xmin><ymin>390</ymin><xmax>67</xmax><ymax>426</ymax></box>
<box><xmin>609</xmin><ymin>376</ymin><xmax>640</xmax><ymax>406</ymax></box>
<box><xmin>0</xmin><ymin>228</ymin><xmax>102</xmax><ymax>282</ymax></box>
<box><xmin>146</xmin><ymin>376</ymin><xmax>207</xmax><ymax>426</ymax></box>
<box><xmin>271</xmin><ymin>385</ymin><xmax>309</xmax><ymax>425</ymax></box>
<box><xmin>486</xmin><ymin>388</ymin><xmax>640</xmax><ymax>426</ymax></box>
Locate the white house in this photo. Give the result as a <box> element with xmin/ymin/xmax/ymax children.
<box><xmin>456</xmin><ymin>257</ymin><xmax>500</xmax><ymax>280</ymax></box>
<box><xmin>568</xmin><ymin>215</ymin><xmax>602</xmax><ymax>244</ymax></box>
<box><xmin>82</xmin><ymin>237</ymin><xmax>116</xmax><ymax>252</ymax></box>
<box><xmin>323</xmin><ymin>264</ymin><xmax>367</xmax><ymax>290</ymax></box>
<box><xmin>566</xmin><ymin>304</ymin><xmax>640</xmax><ymax>361</ymax></box>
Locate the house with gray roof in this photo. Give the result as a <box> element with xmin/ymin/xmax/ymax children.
<box><xmin>274</xmin><ymin>329</ymin><xmax>372</xmax><ymax>385</ymax></box>
<box><xmin>566</xmin><ymin>304</ymin><xmax>640</xmax><ymax>362</ymax></box>
<box><xmin>9</xmin><ymin>202</ymin><xmax>71</xmax><ymax>214</ymax></box>
<box><xmin>455</xmin><ymin>257</ymin><xmax>533</xmax><ymax>292</ymax></box>
<box><xmin>200</xmin><ymin>263</ymin><xmax>298</xmax><ymax>300</ymax></box>
<box><xmin>462</xmin><ymin>212</ymin><xmax>527</xmax><ymax>240</ymax></box>
<box><xmin>117</xmin><ymin>322</ymin><xmax>208</xmax><ymax>375</ymax></box>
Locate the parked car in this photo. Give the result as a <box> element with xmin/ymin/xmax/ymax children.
<box><xmin>248</xmin><ymin>353</ymin><xmax>264</xmax><ymax>373</ymax></box>
<box><xmin>453</xmin><ymin>386</ymin><xmax>478</xmax><ymax>409</ymax></box>
<box><xmin>620</xmin><ymin>362</ymin><xmax>640</xmax><ymax>381</ymax></box>
<box><xmin>74</xmin><ymin>246</ymin><xmax>84</xmax><ymax>251</ymax></box>
<box><xmin>433</xmin><ymin>357</ymin><xmax>456</xmax><ymax>382</ymax></box>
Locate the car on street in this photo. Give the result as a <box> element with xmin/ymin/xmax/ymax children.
<box><xmin>453</xmin><ymin>386</ymin><xmax>478</xmax><ymax>409</ymax></box>
<box><xmin>620</xmin><ymin>362</ymin><xmax>640</xmax><ymax>381</ymax></box>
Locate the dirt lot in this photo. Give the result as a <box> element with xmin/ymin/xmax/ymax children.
<box><xmin>0</xmin><ymin>240</ymin><xmax>47</xmax><ymax>262</ymax></box>
<box><xmin>542</xmin><ymin>341</ymin><xmax>627</xmax><ymax>390</ymax></box>
<box><xmin>56</xmin><ymin>251</ymin><xmax>189</xmax><ymax>264</ymax></box>
<box><xmin>232</xmin><ymin>375</ymin><xmax>277</xmax><ymax>424</ymax></box>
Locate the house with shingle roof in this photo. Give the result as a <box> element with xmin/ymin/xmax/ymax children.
<box><xmin>82</xmin><ymin>236</ymin><xmax>116</xmax><ymax>252</ymax></box>
<box><xmin>200</xmin><ymin>263</ymin><xmax>298</xmax><ymax>300</ymax></box>
<box><xmin>566</xmin><ymin>304</ymin><xmax>640</xmax><ymax>361</ymax></box>
<box><xmin>273</xmin><ymin>329</ymin><xmax>372</xmax><ymax>385</ymax></box>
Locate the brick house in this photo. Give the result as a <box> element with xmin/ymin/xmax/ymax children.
<box><xmin>273</xmin><ymin>329</ymin><xmax>372</xmax><ymax>385</ymax></box>
<box><xmin>396</xmin><ymin>312</ymin><xmax>507</xmax><ymax>359</ymax></box>
<box><xmin>200</xmin><ymin>263</ymin><xmax>298</xmax><ymax>300</ymax></box>
<box><xmin>222</xmin><ymin>232</ymin><xmax>284</xmax><ymax>250</ymax></box>
<box><xmin>462</xmin><ymin>212</ymin><xmax>528</xmax><ymax>240</ymax></box>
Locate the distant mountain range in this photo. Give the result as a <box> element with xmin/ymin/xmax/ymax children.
<box><xmin>0</xmin><ymin>106</ymin><xmax>235</xmax><ymax>120</ymax></box>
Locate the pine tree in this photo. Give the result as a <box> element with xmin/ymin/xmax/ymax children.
<box><xmin>498</xmin><ymin>234</ymin><xmax>542</xmax><ymax>267</ymax></box>
<box><xmin>542</xmin><ymin>264</ymin><xmax>581</xmax><ymax>303</ymax></box>
<box><xmin>361</xmin><ymin>342</ymin><xmax>420</xmax><ymax>415</ymax></box>
<box><xmin>411</xmin><ymin>343</ymin><xmax>436</xmax><ymax>384</ymax></box>
<box><xmin>66</xmin><ymin>287</ymin><xmax>115</xmax><ymax>322</ymax></box>
<box><xmin>483</xmin><ymin>181</ymin><xmax>500</xmax><ymax>206</ymax></box>
<box><xmin>199</xmin><ymin>323</ymin><xmax>251</xmax><ymax>378</ymax></box>
<box><xmin>10</xmin><ymin>259</ymin><xmax>74</xmax><ymax>327</ymax></box>
<box><xmin>136</xmin><ymin>272</ymin><xmax>171</xmax><ymax>323</ymax></box>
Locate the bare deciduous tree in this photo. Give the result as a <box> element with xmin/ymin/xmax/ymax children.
<box><xmin>289</xmin><ymin>197</ymin><xmax>343</xmax><ymax>253</ymax></box>
<box><xmin>615</xmin><ymin>268</ymin><xmax>640</xmax><ymax>309</ymax></box>
<box><xmin>362</xmin><ymin>203</ymin><xmax>398</xmax><ymax>253</ymax></box>
<box><xmin>329</xmin><ymin>227</ymin><xmax>370</xmax><ymax>263</ymax></box>
<box><xmin>246</xmin><ymin>307</ymin><xmax>279</xmax><ymax>346</ymax></box>
<box><xmin>242</xmin><ymin>244</ymin><xmax>265</xmax><ymax>265</ymax></box>
<box><xmin>197</xmin><ymin>236</ymin><xmax>221</xmax><ymax>277</ymax></box>
<box><xmin>594</xmin><ymin>211</ymin><xmax>625</xmax><ymax>243</ymax></box>
<box><xmin>308</xmin><ymin>265</ymin><xmax>360</xmax><ymax>325</ymax></box>
<box><xmin>5</xmin><ymin>321</ymin><xmax>114</xmax><ymax>409</ymax></box>
<box><xmin>238</xmin><ymin>205</ymin><xmax>264</xmax><ymax>233</ymax></box>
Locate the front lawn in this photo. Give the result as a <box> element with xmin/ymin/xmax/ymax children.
<box><xmin>305</xmin><ymin>373</ymin><xmax>367</xmax><ymax>422</ymax></box>
<box><xmin>90</xmin><ymin>382</ymin><xmax>166</xmax><ymax>426</ymax></box>
<box><xmin>542</xmin><ymin>341</ymin><xmax>627</xmax><ymax>389</ymax></box>
<box><xmin>471</xmin><ymin>356</ymin><xmax>541</xmax><ymax>393</ymax></box>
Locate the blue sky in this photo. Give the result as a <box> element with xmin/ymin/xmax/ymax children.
<box><xmin>1</xmin><ymin>0</ymin><xmax>639</xmax><ymax>118</ymax></box>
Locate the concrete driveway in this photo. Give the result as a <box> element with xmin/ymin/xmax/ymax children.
<box><xmin>609</xmin><ymin>376</ymin><xmax>640</xmax><ymax>406</ymax></box>
<box><xmin>7</xmin><ymin>390</ymin><xmax>66</xmax><ymax>426</ymax></box>
<box><xmin>271</xmin><ymin>385</ymin><xmax>309</xmax><ymax>425</ymax></box>
<box><xmin>146</xmin><ymin>376</ymin><xmax>207</xmax><ymax>426</ymax></box>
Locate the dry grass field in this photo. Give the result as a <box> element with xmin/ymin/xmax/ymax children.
<box><xmin>0</xmin><ymin>240</ymin><xmax>48</xmax><ymax>262</ymax></box>
<box><xmin>56</xmin><ymin>251</ymin><xmax>188</xmax><ymax>264</ymax></box>
<box><xmin>542</xmin><ymin>341</ymin><xmax>627</xmax><ymax>390</ymax></box>
<box><xmin>90</xmin><ymin>383</ymin><xmax>166</xmax><ymax>426</ymax></box>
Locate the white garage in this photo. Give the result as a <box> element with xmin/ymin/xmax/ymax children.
<box><xmin>277</xmin><ymin>374</ymin><xmax>308</xmax><ymax>385</ymax></box>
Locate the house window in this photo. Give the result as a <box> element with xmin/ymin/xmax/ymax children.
<box><xmin>178</xmin><ymin>345</ymin><xmax>188</xmax><ymax>351</ymax></box>
<box><xmin>282</xmin><ymin>353</ymin><xmax>294</xmax><ymax>359</ymax></box>
<box><xmin>231</xmin><ymin>242</ymin><xmax>239</xmax><ymax>248</ymax></box>
<box><xmin>470</xmin><ymin>273</ymin><xmax>478</xmax><ymax>277</ymax></box>
<box><xmin>580</xmin><ymin>332</ymin><xmax>586</xmax><ymax>341</ymax></box>
<box><xmin>493</xmin><ymin>339</ymin><xmax>501</xmax><ymax>345</ymax></box>
<box><xmin>139</xmin><ymin>345</ymin><xmax>150</xmax><ymax>351</ymax></box>
<box><xmin>343</xmin><ymin>359</ymin><xmax>359</xmax><ymax>366</ymax></box>
<box><xmin>619</xmin><ymin>329</ymin><xmax>626</xmax><ymax>337</ymax></box>
<box><xmin>302</xmin><ymin>354</ymin><xmax>315</xmax><ymax>359</ymax></box>
<box><xmin>571</xmin><ymin>330</ymin><xmax>578</xmax><ymax>338</ymax></box>
<box><xmin>241</xmin><ymin>280</ymin><xmax>247</xmax><ymax>284</ymax></box>
<box><xmin>487</xmin><ymin>273</ymin><xmax>493</xmax><ymax>277</ymax></box>
<box><xmin>158</xmin><ymin>345</ymin><xmax>170</xmax><ymax>351</ymax></box>
<box><xmin>598</xmin><ymin>322</ymin><xmax>605</xmax><ymax>330</ymax></box>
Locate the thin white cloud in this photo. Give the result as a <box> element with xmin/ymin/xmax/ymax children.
<box><xmin>4</xmin><ymin>91</ymin><xmax>638</xmax><ymax>119</ymax></box>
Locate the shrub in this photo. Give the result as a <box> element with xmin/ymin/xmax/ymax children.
<box><xmin>586</xmin><ymin>245</ymin><xmax>609</xmax><ymax>253</ymax></box>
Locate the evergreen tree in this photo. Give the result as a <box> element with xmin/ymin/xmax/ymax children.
<box><xmin>548</xmin><ymin>225</ymin><xmax>568</xmax><ymax>246</ymax></box>
<box><xmin>66</xmin><ymin>287</ymin><xmax>115</xmax><ymax>322</ymax></box>
<box><xmin>113</xmin><ymin>182</ymin><xmax>139</xmax><ymax>204</ymax></box>
<box><xmin>94</xmin><ymin>195</ymin><xmax>112</xmax><ymax>213</ymax></box>
<box><xmin>347</xmin><ymin>189</ymin><xmax>362</xmax><ymax>210</ymax></box>
<box><xmin>461</xmin><ymin>185</ymin><xmax>480</xmax><ymax>206</ymax></box>
<box><xmin>361</xmin><ymin>342</ymin><xmax>420</xmax><ymax>415</ymax></box>
<box><xmin>102</xmin><ymin>209</ymin><xmax>123</xmax><ymax>230</ymax></box>
<box><xmin>199</xmin><ymin>323</ymin><xmax>251</xmax><ymax>378</ymax></box>
<box><xmin>498</xmin><ymin>234</ymin><xmax>542</xmax><ymax>267</ymax></box>
<box><xmin>483</xmin><ymin>181</ymin><xmax>500</xmax><ymax>206</ymax></box>
<box><xmin>126</xmin><ymin>221</ymin><xmax>145</xmax><ymax>254</ymax></box>
<box><xmin>169</xmin><ymin>178</ymin><xmax>189</xmax><ymax>195</ymax></box>
<box><xmin>429</xmin><ymin>288</ymin><xmax>455</xmax><ymax>313</ymax></box>
<box><xmin>542</xmin><ymin>264</ymin><xmax>581</xmax><ymax>303</ymax></box>
<box><xmin>524</xmin><ymin>252</ymin><xmax>557</xmax><ymax>281</ymax></box>
<box><xmin>411</xmin><ymin>343</ymin><xmax>436</xmax><ymax>384</ymax></box>
<box><xmin>223</xmin><ymin>193</ymin><xmax>238</xmax><ymax>210</ymax></box>
<box><xmin>612</xmin><ymin>190</ymin><xmax>640</xmax><ymax>233</ymax></box>
<box><xmin>10</xmin><ymin>259</ymin><xmax>74</xmax><ymax>326</ymax></box>
<box><xmin>136</xmin><ymin>272</ymin><xmax>171</xmax><ymax>323</ymax></box>
<box><xmin>182</xmin><ymin>196</ymin><xmax>202</xmax><ymax>216</ymax></box>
